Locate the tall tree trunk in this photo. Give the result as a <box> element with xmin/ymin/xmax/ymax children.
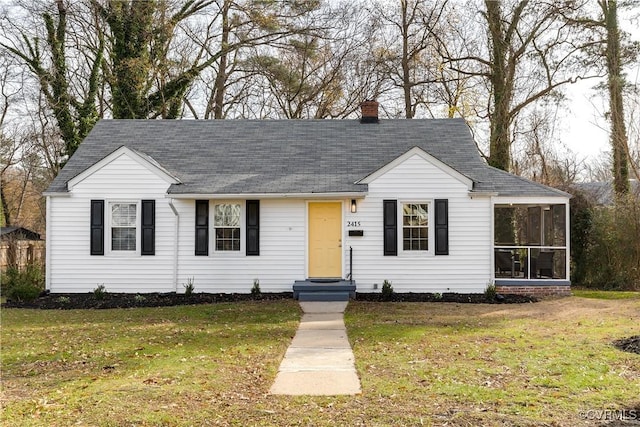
<box><xmin>486</xmin><ymin>0</ymin><xmax>512</xmax><ymax>171</ymax></box>
<box><xmin>213</xmin><ymin>0</ymin><xmax>230</xmax><ymax>119</ymax></box>
<box><xmin>401</xmin><ymin>0</ymin><xmax>413</xmax><ymax>119</ymax></box>
<box><xmin>602</xmin><ymin>0</ymin><xmax>630</xmax><ymax>197</ymax></box>
<box><xmin>1</xmin><ymin>182</ymin><xmax>10</xmax><ymax>226</ymax></box>
<box><xmin>106</xmin><ymin>1</ymin><xmax>155</xmax><ymax>119</ymax></box>
<box><xmin>46</xmin><ymin>0</ymin><xmax>79</xmax><ymax>157</ymax></box>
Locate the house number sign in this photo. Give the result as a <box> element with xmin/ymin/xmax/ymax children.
<box><xmin>347</xmin><ymin>221</ymin><xmax>361</xmax><ymax>227</ymax></box>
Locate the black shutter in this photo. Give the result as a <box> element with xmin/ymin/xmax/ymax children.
<box><xmin>435</xmin><ymin>199</ymin><xmax>449</xmax><ymax>255</ymax></box>
<box><xmin>383</xmin><ymin>199</ymin><xmax>397</xmax><ymax>256</ymax></box>
<box><xmin>90</xmin><ymin>200</ymin><xmax>104</xmax><ymax>255</ymax></box>
<box><xmin>246</xmin><ymin>200</ymin><xmax>260</xmax><ymax>256</ymax></box>
<box><xmin>195</xmin><ymin>200</ymin><xmax>209</xmax><ymax>256</ymax></box>
<box><xmin>141</xmin><ymin>200</ymin><xmax>155</xmax><ymax>255</ymax></box>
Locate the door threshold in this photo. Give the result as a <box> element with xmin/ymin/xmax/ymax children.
<box><xmin>308</xmin><ymin>278</ymin><xmax>342</xmax><ymax>283</ymax></box>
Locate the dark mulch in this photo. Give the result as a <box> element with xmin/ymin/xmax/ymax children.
<box><xmin>613</xmin><ymin>335</ymin><xmax>640</xmax><ymax>355</ymax></box>
<box><xmin>2</xmin><ymin>292</ymin><xmax>293</xmax><ymax>310</ymax></box>
<box><xmin>356</xmin><ymin>292</ymin><xmax>537</xmax><ymax>304</ymax></box>
<box><xmin>2</xmin><ymin>291</ymin><xmax>536</xmax><ymax>310</ymax></box>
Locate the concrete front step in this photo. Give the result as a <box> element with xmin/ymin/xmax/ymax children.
<box><xmin>298</xmin><ymin>291</ymin><xmax>350</xmax><ymax>301</ymax></box>
<box><xmin>293</xmin><ymin>280</ymin><xmax>356</xmax><ymax>300</ymax></box>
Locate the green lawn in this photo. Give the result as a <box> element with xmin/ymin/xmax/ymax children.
<box><xmin>572</xmin><ymin>288</ymin><xmax>640</xmax><ymax>300</ymax></box>
<box><xmin>2</xmin><ymin>297</ymin><xmax>639</xmax><ymax>426</ymax></box>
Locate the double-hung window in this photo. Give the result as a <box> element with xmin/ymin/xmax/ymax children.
<box><xmin>402</xmin><ymin>203</ymin><xmax>429</xmax><ymax>251</ymax></box>
<box><xmin>214</xmin><ymin>203</ymin><xmax>241</xmax><ymax>251</ymax></box>
<box><xmin>111</xmin><ymin>203</ymin><xmax>137</xmax><ymax>251</ymax></box>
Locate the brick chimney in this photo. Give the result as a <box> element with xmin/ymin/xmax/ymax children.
<box><xmin>360</xmin><ymin>100</ymin><xmax>379</xmax><ymax>124</ymax></box>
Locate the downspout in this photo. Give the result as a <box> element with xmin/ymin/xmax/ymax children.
<box><xmin>489</xmin><ymin>197</ymin><xmax>495</xmax><ymax>284</ymax></box>
<box><xmin>169</xmin><ymin>200</ymin><xmax>179</xmax><ymax>292</ymax></box>
<box><xmin>565</xmin><ymin>200</ymin><xmax>571</xmax><ymax>283</ymax></box>
<box><xmin>45</xmin><ymin>196</ymin><xmax>51</xmax><ymax>290</ymax></box>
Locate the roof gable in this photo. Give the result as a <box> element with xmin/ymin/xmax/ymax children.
<box><xmin>357</xmin><ymin>146</ymin><xmax>473</xmax><ymax>189</ymax></box>
<box><xmin>66</xmin><ymin>146</ymin><xmax>180</xmax><ymax>192</ymax></box>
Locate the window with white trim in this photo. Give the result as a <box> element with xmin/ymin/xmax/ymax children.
<box><xmin>402</xmin><ymin>203</ymin><xmax>429</xmax><ymax>251</ymax></box>
<box><xmin>111</xmin><ymin>203</ymin><xmax>137</xmax><ymax>251</ymax></box>
<box><xmin>214</xmin><ymin>203</ymin><xmax>241</xmax><ymax>251</ymax></box>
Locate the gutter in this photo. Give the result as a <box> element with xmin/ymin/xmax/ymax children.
<box><xmin>468</xmin><ymin>191</ymin><xmax>498</xmax><ymax>198</ymax></box>
<box><xmin>45</xmin><ymin>196</ymin><xmax>51</xmax><ymax>291</ymax></box>
<box><xmin>165</xmin><ymin>191</ymin><xmax>367</xmax><ymax>200</ymax></box>
<box><xmin>168</xmin><ymin>200</ymin><xmax>179</xmax><ymax>292</ymax></box>
<box><xmin>42</xmin><ymin>192</ymin><xmax>71</xmax><ymax>197</ymax></box>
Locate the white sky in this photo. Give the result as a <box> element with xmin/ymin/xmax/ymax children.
<box><xmin>563</xmin><ymin>13</ymin><xmax>640</xmax><ymax>160</ymax></box>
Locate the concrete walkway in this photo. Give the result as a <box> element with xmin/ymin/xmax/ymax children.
<box><xmin>269</xmin><ymin>301</ymin><xmax>361</xmax><ymax>395</ymax></box>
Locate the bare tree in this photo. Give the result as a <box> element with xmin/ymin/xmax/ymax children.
<box><xmin>368</xmin><ymin>0</ymin><xmax>449</xmax><ymax>119</ymax></box>
<box><xmin>176</xmin><ymin>0</ymin><xmax>324</xmax><ymax>120</ymax></box>
<box><xmin>626</xmin><ymin>83</ymin><xmax>640</xmax><ymax>181</ymax></box>
<box><xmin>565</xmin><ymin>0</ymin><xmax>640</xmax><ymax>196</ymax></box>
<box><xmin>512</xmin><ymin>107</ymin><xmax>584</xmax><ymax>186</ymax></box>
<box><xmin>236</xmin><ymin>1</ymin><xmax>380</xmax><ymax>119</ymax></box>
<box><xmin>95</xmin><ymin>0</ymin><xmax>218</xmax><ymax>119</ymax></box>
<box><xmin>445</xmin><ymin>0</ymin><xmax>595</xmax><ymax>171</ymax></box>
<box><xmin>602</xmin><ymin>0</ymin><xmax>632</xmax><ymax>196</ymax></box>
<box><xmin>1</xmin><ymin>52</ymin><xmax>24</xmax><ymax>226</ymax></box>
<box><xmin>1</xmin><ymin>0</ymin><xmax>104</xmax><ymax>159</ymax></box>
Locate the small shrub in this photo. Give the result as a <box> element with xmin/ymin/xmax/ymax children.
<box><xmin>381</xmin><ymin>280</ymin><xmax>394</xmax><ymax>300</ymax></box>
<box><xmin>579</xmin><ymin>195</ymin><xmax>640</xmax><ymax>290</ymax></box>
<box><xmin>433</xmin><ymin>292</ymin><xmax>442</xmax><ymax>300</ymax></box>
<box><xmin>6</xmin><ymin>283</ymin><xmax>42</xmax><ymax>301</ymax></box>
<box><xmin>134</xmin><ymin>294</ymin><xmax>146</xmax><ymax>302</ymax></box>
<box><xmin>3</xmin><ymin>264</ymin><xmax>44</xmax><ymax>302</ymax></box>
<box><xmin>484</xmin><ymin>283</ymin><xmax>497</xmax><ymax>301</ymax></box>
<box><xmin>56</xmin><ymin>296</ymin><xmax>70</xmax><ymax>304</ymax></box>
<box><xmin>183</xmin><ymin>277</ymin><xmax>195</xmax><ymax>296</ymax></box>
<box><xmin>251</xmin><ymin>279</ymin><xmax>261</xmax><ymax>297</ymax></box>
<box><xmin>93</xmin><ymin>284</ymin><xmax>107</xmax><ymax>300</ymax></box>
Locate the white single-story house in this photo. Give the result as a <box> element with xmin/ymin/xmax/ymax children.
<box><xmin>44</xmin><ymin>102</ymin><xmax>571</xmax><ymax>299</ymax></box>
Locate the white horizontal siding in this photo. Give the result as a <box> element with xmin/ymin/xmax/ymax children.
<box><xmin>49</xmin><ymin>151</ymin><xmax>493</xmax><ymax>294</ymax></box>
<box><xmin>175</xmin><ymin>199</ymin><xmax>306</xmax><ymax>293</ymax></box>
<box><xmin>344</xmin><ymin>154</ymin><xmax>491</xmax><ymax>293</ymax></box>
<box><xmin>48</xmin><ymin>153</ymin><xmax>175</xmax><ymax>293</ymax></box>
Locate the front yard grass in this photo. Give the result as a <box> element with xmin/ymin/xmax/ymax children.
<box><xmin>2</xmin><ymin>297</ymin><xmax>639</xmax><ymax>426</ymax></box>
<box><xmin>572</xmin><ymin>288</ymin><xmax>640</xmax><ymax>300</ymax></box>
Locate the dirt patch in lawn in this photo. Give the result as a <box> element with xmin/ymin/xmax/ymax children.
<box><xmin>614</xmin><ymin>336</ymin><xmax>640</xmax><ymax>355</ymax></box>
<box><xmin>478</xmin><ymin>296</ymin><xmax>636</xmax><ymax>321</ymax></box>
<box><xmin>3</xmin><ymin>291</ymin><xmax>535</xmax><ymax>309</ymax></box>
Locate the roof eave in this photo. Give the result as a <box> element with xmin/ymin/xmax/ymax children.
<box><xmin>42</xmin><ymin>191</ymin><xmax>71</xmax><ymax>197</ymax></box>
<box><xmin>166</xmin><ymin>191</ymin><xmax>368</xmax><ymax>199</ymax></box>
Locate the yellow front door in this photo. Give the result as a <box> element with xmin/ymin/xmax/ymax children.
<box><xmin>308</xmin><ymin>202</ymin><xmax>342</xmax><ymax>278</ymax></box>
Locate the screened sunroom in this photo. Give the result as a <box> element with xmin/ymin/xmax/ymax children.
<box><xmin>493</xmin><ymin>199</ymin><xmax>570</xmax><ymax>285</ymax></box>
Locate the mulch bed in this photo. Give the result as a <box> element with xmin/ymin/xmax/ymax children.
<box><xmin>356</xmin><ymin>292</ymin><xmax>536</xmax><ymax>304</ymax></box>
<box><xmin>2</xmin><ymin>292</ymin><xmax>293</xmax><ymax>310</ymax></box>
<box><xmin>613</xmin><ymin>335</ymin><xmax>640</xmax><ymax>355</ymax></box>
<box><xmin>2</xmin><ymin>291</ymin><xmax>535</xmax><ymax>310</ymax></box>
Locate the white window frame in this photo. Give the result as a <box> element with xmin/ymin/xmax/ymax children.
<box><xmin>399</xmin><ymin>201</ymin><xmax>433</xmax><ymax>256</ymax></box>
<box><xmin>212</xmin><ymin>201</ymin><xmax>244</xmax><ymax>253</ymax></box>
<box><xmin>108</xmin><ymin>201</ymin><xmax>140</xmax><ymax>256</ymax></box>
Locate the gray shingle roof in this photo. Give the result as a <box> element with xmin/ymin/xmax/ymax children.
<box><xmin>46</xmin><ymin>118</ymin><xmax>569</xmax><ymax>198</ymax></box>
<box><xmin>572</xmin><ymin>181</ymin><xmax>640</xmax><ymax>205</ymax></box>
<box><xmin>1</xmin><ymin>226</ymin><xmax>41</xmax><ymax>241</ymax></box>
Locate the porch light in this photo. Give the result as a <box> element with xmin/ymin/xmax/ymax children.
<box><xmin>350</xmin><ymin>199</ymin><xmax>357</xmax><ymax>213</ymax></box>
